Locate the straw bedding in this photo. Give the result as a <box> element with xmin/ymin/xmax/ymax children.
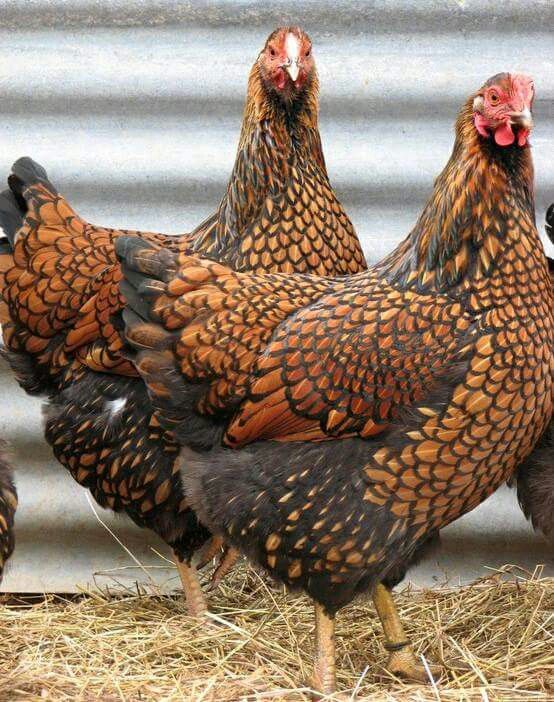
<box><xmin>0</xmin><ymin>564</ymin><xmax>552</xmax><ymax>701</ymax></box>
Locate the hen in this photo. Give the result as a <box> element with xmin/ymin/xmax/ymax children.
<box><xmin>0</xmin><ymin>446</ymin><xmax>17</xmax><ymax>582</ymax></box>
<box><xmin>0</xmin><ymin>252</ymin><xmax>18</xmax><ymax>584</ymax></box>
<box><xmin>0</xmin><ymin>27</ymin><xmax>365</xmax><ymax>615</ymax></box>
<box><xmin>119</xmin><ymin>73</ymin><xmax>552</xmax><ymax>693</ymax></box>
<box><xmin>513</xmin><ymin>203</ymin><xmax>554</xmax><ymax>538</ymax></box>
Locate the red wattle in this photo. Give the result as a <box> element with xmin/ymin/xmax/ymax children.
<box><xmin>494</xmin><ymin>120</ymin><xmax>515</xmax><ymax>146</ymax></box>
<box><xmin>518</xmin><ymin>129</ymin><xmax>529</xmax><ymax>147</ymax></box>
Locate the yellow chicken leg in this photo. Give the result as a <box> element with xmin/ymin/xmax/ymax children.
<box><xmin>372</xmin><ymin>582</ymin><xmax>441</xmax><ymax>683</ymax></box>
<box><xmin>310</xmin><ymin>602</ymin><xmax>337</xmax><ymax>696</ymax></box>
<box><xmin>173</xmin><ymin>551</ymin><xmax>208</xmax><ymax>618</ymax></box>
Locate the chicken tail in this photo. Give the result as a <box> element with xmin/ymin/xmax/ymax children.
<box><xmin>0</xmin><ymin>158</ymin><xmax>57</xmax><ymax>247</ymax></box>
<box><xmin>9</xmin><ymin>156</ymin><xmax>52</xmax><ymax>199</ymax></box>
<box><xmin>0</xmin><ymin>187</ymin><xmax>23</xmax><ymax>320</ymax></box>
<box><xmin>5</xmin><ymin>156</ymin><xmax>80</xmax><ymax>241</ymax></box>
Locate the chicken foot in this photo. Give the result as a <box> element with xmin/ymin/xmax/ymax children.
<box><xmin>173</xmin><ymin>552</ymin><xmax>208</xmax><ymax>618</ymax></box>
<box><xmin>372</xmin><ymin>582</ymin><xmax>441</xmax><ymax>683</ymax></box>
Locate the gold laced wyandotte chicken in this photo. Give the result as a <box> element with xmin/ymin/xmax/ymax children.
<box><xmin>0</xmin><ymin>446</ymin><xmax>17</xmax><ymax>581</ymax></box>
<box><xmin>0</xmin><ymin>276</ymin><xmax>18</xmax><ymax>582</ymax></box>
<box><xmin>512</xmin><ymin>203</ymin><xmax>554</xmax><ymax>539</ymax></box>
<box><xmin>0</xmin><ymin>27</ymin><xmax>366</xmax><ymax>616</ymax></box>
<box><xmin>118</xmin><ymin>73</ymin><xmax>553</xmax><ymax>695</ymax></box>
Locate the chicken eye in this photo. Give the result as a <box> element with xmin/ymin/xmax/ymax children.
<box><xmin>269</xmin><ymin>47</ymin><xmax>276</xmax><ymax>58</ymax></box>
<box><xmin>305</xmin><ymin>48</ymin><xmax>311</xmax><ymax>57</ymax></box>
<box><xmin>489</xmin><ymin>91</ymin><xmax>500</xmax><ymax>105</ymax></box>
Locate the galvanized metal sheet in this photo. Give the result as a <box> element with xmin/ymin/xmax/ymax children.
<box><xmin>0</xmin><ymin>1</ymin><xmax>552</xmax><ymax>591</ymax></box>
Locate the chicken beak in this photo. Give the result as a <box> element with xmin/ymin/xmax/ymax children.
<box><xmin>285</xmin><ymin>60</ymin><xmax>300</xmax><ymax>82</ymax></box>
<box><xmin>510</xmin><ymin>107</ymin><xmax>533</xmax><ymax>131</ymax></box>
<box><xmin>283</xmin><ymin>32</ymin><xmax>301</xmax><ymax>83</ymax></box>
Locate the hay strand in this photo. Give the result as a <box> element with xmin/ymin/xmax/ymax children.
<box><xmin>0</xmin><ymin>564</ymin><xmax>552</xmax><ymax>701</ymax></box>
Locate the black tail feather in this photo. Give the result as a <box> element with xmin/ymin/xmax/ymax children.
<box><xmin>8</xmin><ymin>156</ymin><xmax>56</xmax><ymax>220</ymax></box>
<box><xmin>0</xmin><ymin>239</ymin><xmax>12</xmax><ymax>256</ymax></box>
<box><xmin>11</xmin><ymin>156</ymin><xmax>50</xmax><ymax>190</ymax></box>
<box><xmin>0</xmin><ymin>157</ymin><xmax>56</xmax><ymax>248</ymax></box>
<box><xmin>9</xmin><ymin>157</ymin><xmax>50</xmax><ymax>217</ymax></box>
<box><xmin>0</xmin><ymin>189</ymin><xmax>24</xmax><ymax>247</ymax></box>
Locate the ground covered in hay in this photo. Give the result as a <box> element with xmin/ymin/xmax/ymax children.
<box><xmin>0</xmin><ymin>565</ymin><xmax>552</xmax><ymax>701</ymax></box>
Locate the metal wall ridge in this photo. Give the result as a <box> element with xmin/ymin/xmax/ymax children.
<box><xmin>1</xmin><ymin>0</ymin><xmax>554</xmax><ymax>32</ymax></box>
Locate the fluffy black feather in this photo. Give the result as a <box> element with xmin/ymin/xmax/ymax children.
<box><xmin>514</xmin><ymin>421</ymin><xmax>554</xmax><ymax>539</ymax></box>
<box><xmin>182</xmin><ymin>367</ymin><xmax>468</xmax><ymax>615</ymax></box>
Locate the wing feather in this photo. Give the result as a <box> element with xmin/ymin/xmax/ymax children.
<box><xmin>119</xmin><ymin>241</ymin><xmax>475</xmax><ymax>448</ymax></box>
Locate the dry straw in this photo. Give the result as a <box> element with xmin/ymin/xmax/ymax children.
<box><xmin>0</xmin><ymin>563</ymin><xmax>552</xmax><ymax>701</ymax></box>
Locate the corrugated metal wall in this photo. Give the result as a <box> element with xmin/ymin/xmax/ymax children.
<box><xmin>0</xmin><ymin>1</ymin><xmax>553</xmax><ymax>592</ymax></box>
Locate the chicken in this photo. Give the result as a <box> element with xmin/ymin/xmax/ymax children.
<box><xmin>0</xmin><ymin>27</ymin><xmax>366</xmax><ymax>615</ymax></box>
<box><xmin>0</xmin><ymin>250</ymin><xmax>18</xmax><ymax>584</ymax></box>
<box><xmin>118</xmin><ymin>73</ymin><xmax>552</xmax><ymax>693</ymax></box>
<box><xmin>0</xmin><ymin>445</ymin><xmax>17</xmax><ymax>582</ymax></box>
<box><xmin>512</xmin><ymin>203</ymin><xmax>554</xmax><ymax>538</ymax></box>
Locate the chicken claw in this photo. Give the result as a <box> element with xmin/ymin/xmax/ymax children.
<box><xmin>207</xmin><ymin>545</ymin><xmax>240</xmax><ymax>591</ymax></box>
<box><xmin>196</xmin><ymin>535</ymin><xmax>225</xmax><ymax>570</ymax></box>
<box><xmin>372</xmin><ymin>582</ymin><xmax>442</xmax><ymax>683</ymax></box>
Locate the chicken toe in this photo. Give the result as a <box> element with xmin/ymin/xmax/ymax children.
<box><xmin>373</xmin><ymin>582</ymin><xmax>441</xmax><ymax>684</ymax></box>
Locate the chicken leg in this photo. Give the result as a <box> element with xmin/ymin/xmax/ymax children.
<box><xmin>372</xmin><ymin>582</ymin><xmax>441</xmax><ymax>682</ymax></box>
<box><xmin>173</xmin><ymin>552</ymin><xmax>208</xmax><ymax>618</ymax></box>
<box><xmin>310</xmin><ymin>602</ymin><xmax>337</xmax><ymax>696</ymax></box>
